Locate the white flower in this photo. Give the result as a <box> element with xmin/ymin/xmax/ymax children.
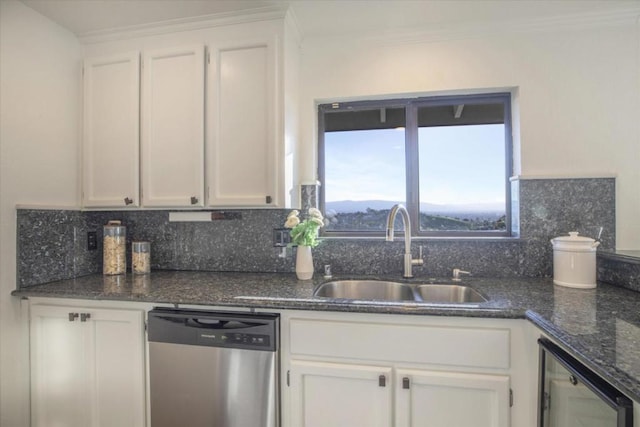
<box><xmin>310</xmin><ymin>217</ymin><xmax>324</xmax><ymax>227</ymax></box>
<box><xmin>287</xmin><ymin>210</ymin><xmax>300</xmax><ymax>219</ymax></box>
<box><xmin>308</xmin><ymin>208</ymin><xmax>323</xmax><ymax>220</ymax></box>
<box><xmin>284</xmin><ymin>216</ymin><xmax>300</xmax><ymax>228</ymax></box>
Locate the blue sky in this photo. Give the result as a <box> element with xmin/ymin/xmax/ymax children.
<box><xmin>324</xmin><ymin>124</ymin><xmax>506</xmax><ymax>210</ymax></box>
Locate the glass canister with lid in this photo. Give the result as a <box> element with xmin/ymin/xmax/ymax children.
<box><xmin>132</xmin><ymin>241</ymin><xmax>151</xmax><ymax>274</ymax></box>
<box><xmin>103</xmin><ymin>220</ymin><xmax>126</xmax><ymax>275</ymax></box>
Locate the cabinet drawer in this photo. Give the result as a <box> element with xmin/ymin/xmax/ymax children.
<box><xmin>289</xmin><ymin>318</ymin><xmax>510</xmax><ymax>369</ymax></box>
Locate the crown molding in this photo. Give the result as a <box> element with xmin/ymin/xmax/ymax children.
<box><xmin>79</xmin><ymin>5</ymin><xmax>289</xmax><ymax>44</ymax></box>
<box><xmin>77</xmin><ymin>4</ymin><xmax>639</xmax><ymax>46</ymax></box>
<box><xmin>311</xmin><ymin>6</ymin><xmax>640</xmax><ymax>47</ymax></box>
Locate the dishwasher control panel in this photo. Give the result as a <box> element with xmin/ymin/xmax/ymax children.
<box><xmin>148</xmin><ymin>308</ymin><xmax>279</xmax><ymax>352</ymax></box>
<box><xmin>198</xmin><ymin>332</ymin><xmax>271</xmax><ymax>348</ymax></box>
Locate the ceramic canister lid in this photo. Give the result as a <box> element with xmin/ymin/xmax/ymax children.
<box><xmin>551</xmin><ymin>232</ymin><xmax>599</xmax><ymax>252</ymax></box>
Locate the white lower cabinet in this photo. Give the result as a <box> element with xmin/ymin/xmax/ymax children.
<box><xmin>395</xmin><ymin>369</ymin><xmax>510</xmax><ymax>427</ymax></box>
<box><xmin>29</xmin><ymin>304</ymin><xmax>145</xmax><ymax>427</ymax></box>
<box><xmin>289</xmin><ymin>361</ymin><xmax>509</xmax><ymax>427</ymax></box>
<box><xmin>290</xmin><ymin>360</ymin><xmax>393</xmax><ymax>427</ymax></box>
<box><xmin>283</xmin><ymin>312</ymin><xmax>529</xmax><ymax>427</ymax></box>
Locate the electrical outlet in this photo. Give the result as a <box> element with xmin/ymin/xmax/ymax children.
<box><xmin>87</xmin><ymin>231</ymin><xmax>98</xmax><ymax>250</ymax></box>
<box><xmin>273</xmin><ymin>228</ymin><xmax>291</xmax><ymax>247</ymax></box>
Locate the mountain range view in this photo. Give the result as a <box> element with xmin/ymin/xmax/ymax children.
<box><xmin>326</xmin><ymin>200</ymin><xmax>505</xmax><ymax>215</ymax></box>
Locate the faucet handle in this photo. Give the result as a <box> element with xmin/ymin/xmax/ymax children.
<box><xmin>452</xmin><ymin>268</ymin><xmax>471</xmax><ymax>281</ymax></box>
<box><xmin>412</xmin><ymin>246</ymin><xmax>424</xmax><ymax>266</ymax></box>
<box><xmin>323</xmin><ymin>264</ymin><xmax>333</xmax><ymax>279</ymax></box>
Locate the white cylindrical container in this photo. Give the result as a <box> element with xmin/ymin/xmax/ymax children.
<box><xmin>550</xmin><ymin>232</ymin><xmax>600</xmax><ymax>289</ymax></box>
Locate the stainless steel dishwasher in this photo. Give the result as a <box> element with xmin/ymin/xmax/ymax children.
<box><xmin>148</xmin><ymin>308</ymin><xmax>279</xmax><ymax>427</ymax></box>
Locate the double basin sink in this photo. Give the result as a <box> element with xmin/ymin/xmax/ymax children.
<box><xmin>313</xmin><ymin>280</ymin><xmax>486</xmax><ymax>305</ymax></box>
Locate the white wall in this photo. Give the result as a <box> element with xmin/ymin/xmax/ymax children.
<box><xmin>298</xmin><ymin>19</ymin><xmax>640</xmax><ymax>249</ymax></box>
<box><xmin>0</xmin><ymin>1</ymin><xmax>81</xmax><ymax>425</ymax></box>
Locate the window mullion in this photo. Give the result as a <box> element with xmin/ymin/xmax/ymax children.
<box><xmin>405</xmin><ymin>103</ymin><xmax>420</xmax><ymax>236</ymax></box>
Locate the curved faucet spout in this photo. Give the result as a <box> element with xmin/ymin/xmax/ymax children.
<box><xmin>385</xmin><ymin>204</ymin><xmax>423</xmax><ymax>278</ymax></box>
<box><xmin>385</xmin><ymin>204</ymin><xmax>410</xmax><ymax>243</ymax></box>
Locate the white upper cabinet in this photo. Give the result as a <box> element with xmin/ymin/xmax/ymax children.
<box><xmin>82</xmin><ymin>53</ymin><xmax>140</xmax><ymax>207</ymax></box>
<box><xmin>206</xmin><ymin>37</ymin><xmax>278</xmax><ymax>207</ymax></box>
<box><xmin>141</xmin><ymin>45</ymin><xmax>205</xmax><ymax>207</ymax></box>
<box><xmin>81</xmin><ymin>15</ymin><xmax>298</xmax><ymax>209</ymax></box>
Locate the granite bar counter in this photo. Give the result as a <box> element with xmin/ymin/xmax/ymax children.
<box><xmin>12</xmin><ymin>270</ymin><xmax>640</xmax><ymax>403</ymax></box>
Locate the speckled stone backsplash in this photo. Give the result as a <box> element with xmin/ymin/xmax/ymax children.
<box><xmin>598</xmin><ymin>250</ymin><xmax>640</xmax><ymax>292</ymax></box>
<box><xmin>17</xmin><ymin>177</ymin><xmax>617</xmax><ymax>287</ymax></box>
<box><xmin>517</xmin><ymin>177</ymin><xmax>615</xmax><ymax>277</ymax></box>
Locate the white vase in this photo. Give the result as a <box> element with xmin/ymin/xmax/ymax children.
<box><xmin>295</xmin><ymin>245</ymin><xmax>314</xmax><ymax>280</ymax></box>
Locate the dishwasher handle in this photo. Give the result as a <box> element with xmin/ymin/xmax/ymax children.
<box><xmin>154</xmin><ymin>315</ymin><xmax>264</xmax><ymax>330</ymax></box>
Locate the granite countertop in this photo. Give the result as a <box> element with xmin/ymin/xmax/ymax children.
<box><xmin>12</xmin><ymin>270</ymin><xmax>640</xmax><ymax>403</ymax></box>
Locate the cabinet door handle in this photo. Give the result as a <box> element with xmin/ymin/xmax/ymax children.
<box><xmin>266</xmin><ymin>195</ymin><xmax>272</xmax><ymax>204</ymax></box>
<box><xmin>378</xmin><ymin>375</ymin><xmax>386</xmax><ymax>387</ymax></box>
<box><xmin>68</xmin><ymin>312</ymin><xmax>79</xmax><ymax>322</ymax></box>
<box><xmin>402</xmin><ymin>377</ymin><xmax>410</xmax><ymax>389</ymax></box>
<box><xmin>190</xmin><ymin>196</ymin><xmax>199</xmax><ymax>205</ymax></box>
<box><xmin>124</xmin><ymin>197</ymin><xmax>134</xmax><ymax>205</ymax></box>
<box><xmin>80</xmin><ymin>313</ymin><xmax>91</xmax><ymax>322</ymax></box>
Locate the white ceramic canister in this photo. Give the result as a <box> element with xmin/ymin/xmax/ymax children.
<box><xmin>550</xmin><ymin>232</ymin><xmax>600</xmax><ymax>288</ymax></box>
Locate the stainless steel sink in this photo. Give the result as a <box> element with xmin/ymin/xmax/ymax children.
<box><xmin>312</xmin><ymin>280</ymin><xmax>487</xmax><ymax>304</ymax></box>
<box><xmin>313</xmin><ymin>280</ymin><xmax>415</xmax><ymax>301</ymax></box>
<box><xmin>415</xmin><ymin>284</ymin><xmax>487</xmax><ymax>303</ymax></box>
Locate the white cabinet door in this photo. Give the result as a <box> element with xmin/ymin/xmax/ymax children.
<box><xmin>207</xmin><ymin>38</ymin><xmax>278</xmax><ymax>207</ymax></box>
<box><xmin>289</xmin><ymin>360</ymin><xmax>393</xmax><ymax>427</ymax></box>
<box><xmin>30</xmin><ymin>305</ymin><xmax>145</xmax><ymax>427</ymax></box>
<box><xmin>142</xmin><ymin>45</ymin><xmax>205</xmax><ymax>207</ymax></box>
<box><xmin>83</xmin><ymin>53</ymin><xmax>140</xmax><ymax>207</ymax></box>
<box><xmin>30</xmin><ymin>306</ymin><xmax>90</xmax><ymax>427</ymax></box>
<box><xmin>395</xmin><ymin>369</ymin><xmax>510</xmax><ymax>427</ymax></box>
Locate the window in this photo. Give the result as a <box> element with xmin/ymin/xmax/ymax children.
<box><xmin>318</xmin><ymin>93</ymin><xmax>513</xmax><ymax>237</ymax></box>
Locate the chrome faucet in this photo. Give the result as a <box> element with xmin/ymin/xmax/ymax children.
<box><xmin>385</xmin><ymin>204</ymin><xmax>424</xmax><ymax>278</ymax></box>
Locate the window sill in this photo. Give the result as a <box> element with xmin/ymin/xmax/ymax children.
<box><xmin>320</xmin><ymin>235</ymin><xmax>523</xmax><ymax>243</ymax></box>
